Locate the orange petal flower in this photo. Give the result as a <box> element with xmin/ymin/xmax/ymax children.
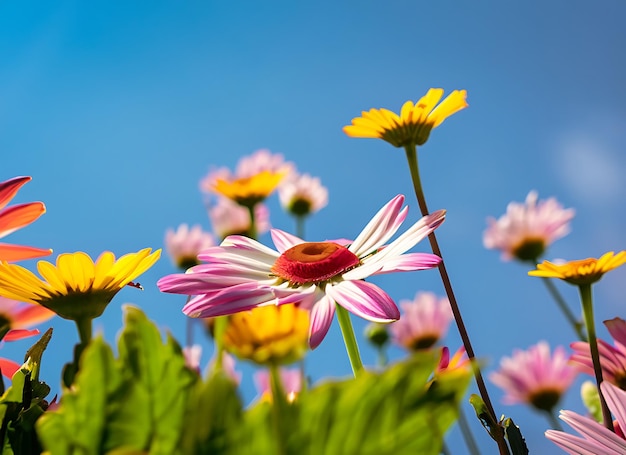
<box><xmin>529</xmin><ymin>251</ymin><xmax>626</xmax><ymax>285</ymax></box>
<box><xmin>0</xmin><ymin>176</ymin><xmax>51</xmax><ymax>262</ymax></box>
<box><xmin>343</xmin><ymin>88</ymin><xmax>468</xmax><ymax>147</ymax></box>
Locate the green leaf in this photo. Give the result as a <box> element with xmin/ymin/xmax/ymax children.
<box><xmin>237</xmin><ymin>350</ymin><xmax>470</xmax><ymax>455</ymax></box>
<box><xmin>37</xmin><ymin>306</ymin><xmax>197</xmax><ymax>455</ymax></box>
<box><xmin>181</xmin><ymin>371</ymin><xmax>244</xmax><ymax>455</ymax></box>
<box><xmin>504</xmin><ymin>418</ymin><xmax>529</xmax><ymax>455</ymax></box>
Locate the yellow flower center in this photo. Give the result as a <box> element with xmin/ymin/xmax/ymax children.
<box><xmin>271</xmin><ymin>242</ymin><xmax>360</xmax><ymax>286</ymax></box>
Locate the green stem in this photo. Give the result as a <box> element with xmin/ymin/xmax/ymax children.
<box><xmin>537</xmin><ymin>273</ymin><xmax>586</xmax><ymax>341</ymax></box>
<box><xmin>579</xmin><ymin>283</ymin><xmax>614</xmax><ymax>431</ymax></box>
<box><xmin>295</xmin><ymin>214</ymin><xmax>306</xmax><ymax>240</ymax></box>
<box><xmin>545</xmin><ymin>409</ymin><xmax>563</xmax><ymax>431</ymax></box>
<box><xmin>335</xmin><ymin>304</ymin><xmax>364</xmax><ymax>376</ymax></box>
<box><xmin>75</xmin><ymin>318</ymin><xmax>92</xmax><ymax>346</ymax></box>
<box><xmin>246</xmin><ymin>204</ymin><xmax>258</xmax><ymax>240</ymax></box>
<box><xmin>404</xmin><ymin>144</ymin><xmax>510</xmax><ymax>455</ymax></box>
<box><xmin>213</xmin><ymin>315</ymin><xmax>228</xmax><ymax>371</ymax></box>
<box><xmin>269</xmin><ymin>363</ymin><xmax>288</xmax><ymax>455</ymax></box>
<box><xmin>457</xmin><ymin>405</ymin><xmax>481</xmax><ymax>455</ymax></box>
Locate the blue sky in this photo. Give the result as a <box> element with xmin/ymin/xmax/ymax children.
<box><xmin>1</xmin><ymin>1</ymin><xmax>626</xmax><ymax>452</ymax></box>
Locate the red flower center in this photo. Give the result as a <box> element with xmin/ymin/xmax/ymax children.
<box><xmin>271</xmin><ymin>242</ymin><xmax>360</xmax><ymax>285</ymax></box>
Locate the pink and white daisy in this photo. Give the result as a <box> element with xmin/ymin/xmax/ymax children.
<box><xmin>389</xmin><ymin>291</ymin><xmax>453</xmax><ymax>351</ymax></box>
<box><xmin>208</xmin><ymin>197</ymin><xmax>270</xmax><ymax>240</ymax></box>
<box><xmin>165</xmin><ymin>224</ymin><xmax>215</xmax><ymax>270</ymax></box>
<box><xmin>158</xmin><ymin>195</ymin><xmax>444</xmax><ymax>348</ymax></box>
<box><xmin>546</xmin><ymin>382</ymin><xmax>626</xmax><ymax>454</ymax></box>
<box><xmin>483</xmin><ymin>191</ymin><xmax>575</xmax><ymax>262</ymax></box>
<box><xmin>278</xmin><ymin>172</ymin><xmax>328</xmax><ymax>217</ymax></box>
<box><xmin>571</xmin><ymin>317</ymin><xmax>626</xmax><ymax>389</ymax></box>
<box><xmin>489</xmin><ymin>341</ymin><xmax>577</xmax><ymax>412</ymax></box>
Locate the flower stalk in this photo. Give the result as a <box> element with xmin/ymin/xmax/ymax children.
<box><xmin>404</xmin><ymin>144</ymin><xmax>510</xmax><ymax>455</ymax></box>
<box><xmin>335</xmin><ymin>304</ymin><xmax>364</xmax><ymax>377</ymax></box>
<box><xmin>578</xmin><ymin>283</ymin><xmax>614</xmax><ymax>431</ymax></box>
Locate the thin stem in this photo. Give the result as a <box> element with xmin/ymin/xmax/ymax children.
<box><xmin>269</xmin><ymin>363</ymin><xmax>288</xmax><ymax>455</ymax></box>
<box><xmin>404</xmin><ymin>144</ymin><xmax>510</xmax><ymax>455</ymax></box>
<box><xmin>457</xmin><ymin>405</ymin><xmax>481</xmax><ymax>455</ymax></box>
<box><xmin>537</xmin><ymin>274</ymin><xmax>586</xmax><ymax>341</ymax></box>
<box><xmin>545</xmin><ymin>409</ymin><xmax>563</xmax><ymax>431</ymax></box>
<box><xmin>212</xmin><ymin>316</ymin><xmax>228</xmax><ymax>370</ymax></box>
<box><xmin>246</xmin><ymin>204</ymin><xmax>258</xmax><ymax>240</ymax></box>
<box><xmin>579</xmin><ymin>283</ymin><xmax>614</xmax><ymax>431</ymax></box>
<box><xmin>185</xmin><ymin>295</ymin><xmax>194</xmax><ymax>348</ymax></box>
<box><xmin>335</xmin><ymin>304</ymin><xmax>364</xmax><ymax>377</ymax></box>
<box><xmin>295</xmin><ymin>214</ymin><xmax>306</xmax><ymax>240</ymax></box>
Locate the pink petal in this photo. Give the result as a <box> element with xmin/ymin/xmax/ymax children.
<box><xmin>0</xmin><ymin>202</ymin><xmax>46</xmax><ymax>238</ymax></box>
<box><xmin>349</xmin><ymin>195</ymin><xmax>408</xmax><ymax>258</ymax></box>
<box><xmin>271</xmin><ymin>229</ymin><xmax>303</xmax><ymax>253</ymax></box>
<box><xmin>0</xmin><ymin>176</ymin><xmax>31</xmax><ymax>210</ymax></box>
<box><xmin>182</xmin><ymin>283</ymin><xmax>276</xmax><ymax>318</ymax></box>
<box><xmin>605</xmin><ymin>318</ymin><xmax>626</xmax><ymax>350</ymax></box>
<box><xmin>327</xmin><ymin>280</ymin><xmax>399</xmax><ymax>322</ymax></box>
<box><xmin>602</xmin><ymin>382</ymin><xmax>626</xmax><ymax>434</ymax></box>
<box><xmin>11</xmin><ymin>303</ymin><xmax>55</xmax><ymax>328</ymax></box>
<box><xmin>345</xmin><ymin>252</ymin><xmax>441</xmax><ymax>280</ymax></box>
<box><xmin>309</xmin><ymin>293</ymin><xmax>336</xmax><ymax>349</ymax></box>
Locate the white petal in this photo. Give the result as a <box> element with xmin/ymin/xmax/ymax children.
<box><xmin>271</xmin><ymin>229</ymin><xmax>304</xmax><ymax>253</ymax></box>
<box><xmin>349</xmin><ymin>195</ymin><xmax>407</xmax><ymax>257</ymax></box>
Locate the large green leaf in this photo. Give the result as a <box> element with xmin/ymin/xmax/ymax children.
<box><xmin>36</xmin><ymin>306</ymin><xmax>197</xmax><ymax>455</ymax></box>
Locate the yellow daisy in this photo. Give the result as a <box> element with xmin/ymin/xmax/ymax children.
<box><xmin>223</xmin><ymin>304</ymin><xmax>309</xmax><ymax>365</ymax></box>
<box><xmin>213</xmin><ymin>170</ymin><xmax>285</xmax><ymax>207</ymax></box>
<box><xmin>0</xmin><ymin>248</ymin><xmax>161</xmax><ymax>321</ymax></box>
<box><xmin>343</xmin><ymin>88</ymin><xmax>468</xmax><ymax>147</ymax></box>
<box><xmin>528</xmin><ymin>251</ymin><xmax>626</xmax><ymax>285</ymax></box>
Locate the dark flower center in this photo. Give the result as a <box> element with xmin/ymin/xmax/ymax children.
<box><xmin>271</xmin><ymin>242</ymin><xmax>360</xmax><ymax>285</ymax></box>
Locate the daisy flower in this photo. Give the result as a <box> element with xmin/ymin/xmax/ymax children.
<box><xmin>200</xmin><ymin>150</ymin><xmax>294</xmax><ymax>207</ymax></box>
<box><xmin>223</xmin><ymin>303</ymin><xmax>309</xmax><ymax>365</ymax></box>
<box><xmin>158</xmin><ymin>195</ymin><xmax>444</xmax><ymax>348</ymax></box>
<box><xmin>165</xmin><ymin>224</ymin><xmax>215</xmax><ymax>270</ymax></box>
<box><xmin>208</xmin><ymin>197</ymin><xmax>270</xmax><ymax>240</ymax></box>
<box><xmin>546</xmin><ymin>382</ymin><xmax>626</xmax><ymax>454</ymax></box>
<box><xmin>343</xmin><ymin>88</ymin><xmax>468</xmax><ymax>147</ymax></box>
<box><xmin>390</xmin><ymin>291</ymin><xmax>453</xmax><ymax>351</ymax></box>
<box><xmin>489</xmin><ymin>341</ymin><xmax>576</xmax><ymax>412</ymax></box>
<box><xmin>484</xmin><ymin>191</ymin><xmax>575</xmax><ymax>261</ymax></box>
<box><xmin>0</xmin><ymin>248</ymin><xmax>161</xmax><ymax>322</ymax></box>
<box><xmin>529</xmin><ymin>251</ymin><xmax>626</xmax><ymax>286</ymax></box>
<box><xmin>0</xmin><ymin>176</ymin><xmax>52</xmax><ymax>262</ymax></box>
<box><xmin>278</xmin><ymin>172</ymin><xmax>328</xmax><ymax>217</ymax></box>
<box><xmin>571</xmin><ymin>317</ymin><xmax>626</xmax><ymax>389</ymax></box>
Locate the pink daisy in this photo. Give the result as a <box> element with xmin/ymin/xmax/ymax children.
<box><xmin>490</xmin><ymin>341</ymin><xmax>577</xmax><ymax>412</ymax></box>
<box><xmin>158</xmin><ymin>195</ymin><xmax>444</xmax><ymax>348</ymax></box>
<box><xmin>546</xmin><ymin>382</ymin><xmax>626</xmax><ymax>454</ymax></box>
<box><xmin>389</xmin><ymin>291</ymin><xmax>453</xmax><ymax>350</ymax></box>
<box><xmin>207</xmin><ymin>197</ymin><xmax>270</xmax><ymax>240</ymax></box>
<box><xmin>571</xmin><ymin>317</ymin><xmax>626</xmax><ymax>389</ymax></box>
<box><xmin>165</xmin><ymin>224</ymin><xmax>215</xmax><ymax>270</ymax></box>
<box><xmin>483</xmin><ymin>191</ymin><xmax>575</xmax><ymax>261</ymax></box>
<box><xmin>278</xmin><ymin>172</ymin><xmax>328</xmax><ymax>217</ymax></box>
